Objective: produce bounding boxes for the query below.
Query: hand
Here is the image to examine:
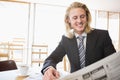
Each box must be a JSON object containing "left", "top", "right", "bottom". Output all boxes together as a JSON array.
[{"left": 42, "top": 66, "right": 60, "bottom": 80}]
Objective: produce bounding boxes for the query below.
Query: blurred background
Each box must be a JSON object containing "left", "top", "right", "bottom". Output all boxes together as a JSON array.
[{"left": 0, "top": 0, "right": 120, "bottom": 72}]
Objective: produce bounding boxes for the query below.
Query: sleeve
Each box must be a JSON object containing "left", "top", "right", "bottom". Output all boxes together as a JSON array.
[{"left": 41, "top": 36, "right": 66, "bottom": 74}]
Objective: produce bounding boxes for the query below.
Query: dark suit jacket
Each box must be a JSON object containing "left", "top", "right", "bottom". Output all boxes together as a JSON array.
[{"left": 41, "top": 29, "right": 116, "bottom": 74}]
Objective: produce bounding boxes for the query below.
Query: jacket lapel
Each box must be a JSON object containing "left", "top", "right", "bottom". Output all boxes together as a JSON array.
[
  {"left": 68, "top": 36, "right": 81, "bottom": 67},
  {"left": 86, "top": 30, "right": 98, "bottom": 65}
]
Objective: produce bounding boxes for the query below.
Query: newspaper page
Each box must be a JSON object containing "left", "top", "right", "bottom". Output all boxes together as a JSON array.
[{"left": 59, "top": 51, "right": 120, "bottom": 80}]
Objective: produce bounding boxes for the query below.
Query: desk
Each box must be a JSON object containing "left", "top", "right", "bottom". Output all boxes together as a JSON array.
[
  {"left": 0, "top": 70, "right": 28, "bottom": 80},
  {"left": 0, "top": 68, "right": 69, "bottom": 80},
  {"left": 0, "top": 66, "right": 43, "bottom": 80}
]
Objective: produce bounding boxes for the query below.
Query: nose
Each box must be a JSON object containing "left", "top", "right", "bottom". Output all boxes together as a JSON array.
[{"left": 77, "top": 17, "right": 82, "bottom": 22}]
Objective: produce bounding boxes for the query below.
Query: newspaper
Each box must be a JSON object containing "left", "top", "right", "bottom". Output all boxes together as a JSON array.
[{"left": 59, "top": 51, "right": 120, "bottom": 80}]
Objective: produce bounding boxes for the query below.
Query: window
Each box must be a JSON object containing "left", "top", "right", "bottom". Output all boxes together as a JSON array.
[
  {"left": 96, "top": 11, "right": 108, "bottom": 30},
  {"left": 108, "top": 12, "right": 119, "bottom": 50},
  {"left": 0, "top": 1, "right": 29, "bottom": 64},
  {"left": 34, "top": 4, "right": 66, "bottom": 54}
]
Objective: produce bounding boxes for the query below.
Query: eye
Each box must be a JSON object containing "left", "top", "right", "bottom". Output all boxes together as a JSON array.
[
  {"left": 72, "top": 16, "right": 77, "bottom": 20},
  {"left": 80, "top": 15, "right": 86, "bottom": 19}
]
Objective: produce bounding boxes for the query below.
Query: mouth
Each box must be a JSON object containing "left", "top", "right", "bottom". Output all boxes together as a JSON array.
[{"left": 77, "top": 22, "right": 84, "bottom": 27}]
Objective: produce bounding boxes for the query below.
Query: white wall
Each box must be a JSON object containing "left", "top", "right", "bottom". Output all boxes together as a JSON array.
[{"left": 15, "top": 0, "right": 120, "bottom": 12}]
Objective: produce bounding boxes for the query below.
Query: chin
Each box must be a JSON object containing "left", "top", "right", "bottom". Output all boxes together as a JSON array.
[{"left": 78, "top": 28, "right": 84, "bottom": 32}]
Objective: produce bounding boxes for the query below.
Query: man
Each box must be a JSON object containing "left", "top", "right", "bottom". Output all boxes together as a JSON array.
[{"left": 41, "top": 2, "right": 116, "bottom": 80}]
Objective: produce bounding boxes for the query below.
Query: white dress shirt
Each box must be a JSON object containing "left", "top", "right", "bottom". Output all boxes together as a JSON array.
[{"left": 74, "top": 32, "right": 87, "bottom": 49}]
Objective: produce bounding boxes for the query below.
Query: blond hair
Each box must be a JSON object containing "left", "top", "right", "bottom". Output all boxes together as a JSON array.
[{"left": 65, "top": 2, "right": 92, "bottom": 38}]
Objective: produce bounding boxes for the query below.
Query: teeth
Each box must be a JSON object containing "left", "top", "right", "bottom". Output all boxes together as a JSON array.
[
  {"left": 77, "top": 23, "right": 83, "bottom": 25},
  {"left": 78, "top": 24, "right": 83, "bottom": 26},
  {"left": 76, "top": 23, "right": 83, "bottom": 27}
]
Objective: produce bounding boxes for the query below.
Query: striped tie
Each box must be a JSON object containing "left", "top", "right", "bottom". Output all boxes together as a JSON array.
[{"left": 78, "top": 36, "right": 85, "bottom": 68}]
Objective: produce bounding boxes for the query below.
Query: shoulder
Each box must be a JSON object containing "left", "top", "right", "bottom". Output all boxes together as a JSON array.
[
  {"left": 87, "top": 28, "right": 110, "bottom": 39},
  {"left": 92, "top": 28, "right": 108, "bottom": 33},
  {"left": 90, "top": 28, "right": 109, "bottom": 35},
  {"left": 59, "top": 35, "right": 76, "bottom": 44},
  {"left": 62, "top": 35, "right": 76, "bottom": 40}
]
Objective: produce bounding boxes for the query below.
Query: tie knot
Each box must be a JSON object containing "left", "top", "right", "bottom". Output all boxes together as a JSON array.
[{"left": 78, "top": 36, "right": 84, "bottom": 41}]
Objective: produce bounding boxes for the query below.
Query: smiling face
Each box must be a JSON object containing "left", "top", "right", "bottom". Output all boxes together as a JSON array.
[{"left": 68, "top": 8, "right": 87, "bottom": 34}]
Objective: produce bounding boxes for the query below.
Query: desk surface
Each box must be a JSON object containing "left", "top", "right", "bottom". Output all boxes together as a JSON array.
[
  {"left": 0, "top": 68, "right": 69, "bottom": 80},
  {"left": 0, "top": 70, "right": 28, "bottom": 80},
  {"left": 0, "top": 66, "right": 44, "bottom": 80},
  {"left": 16, "top": 75, "right": 29, "bottom": 80}
]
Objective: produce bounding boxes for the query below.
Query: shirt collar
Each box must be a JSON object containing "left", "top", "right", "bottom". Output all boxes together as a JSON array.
[{"left": 74, "top": 32, "right": 87, "bottom": 38}]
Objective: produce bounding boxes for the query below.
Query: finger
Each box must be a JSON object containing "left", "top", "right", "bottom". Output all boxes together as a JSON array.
[{"left": 54, "top": 71, "right": 60, "bottom": 78}]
